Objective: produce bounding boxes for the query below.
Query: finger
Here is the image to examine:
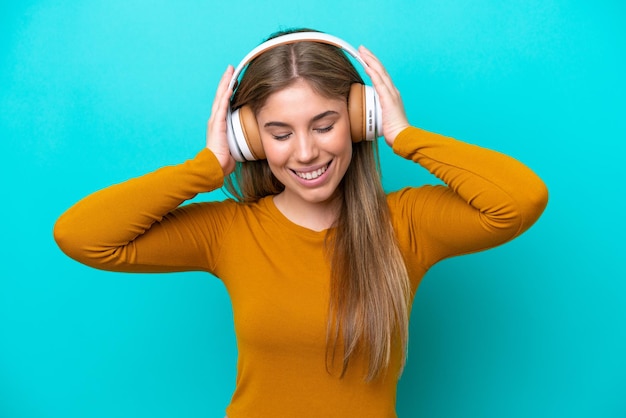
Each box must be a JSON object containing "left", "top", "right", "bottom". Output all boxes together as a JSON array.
[
  {"left": 211, "top": 65, "right": 235, "bottom": 116},
  {"left": 359, "top": 46, "right": 398, "bottom": 98},
  {"left": 362, "top": 48, "right": 399, "bottom": 98},
  {"left": 359, "top": 46, "right": 391, "bottom": 81},
  {"left": 365, "top": 65, "right": 398, "bottom": 111},
  {"left": 208, "top": 68, "right": 235, "bottom": 138}
]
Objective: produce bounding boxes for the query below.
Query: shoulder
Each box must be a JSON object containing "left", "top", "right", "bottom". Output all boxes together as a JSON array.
[
  {"left": 178, "top": 195, "right": 275, "bottom": 225},
  {"left": 177, "top": 196, "right": 261, "bottom": 218}
]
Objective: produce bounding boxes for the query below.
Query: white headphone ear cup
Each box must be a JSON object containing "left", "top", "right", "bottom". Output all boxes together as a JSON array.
[
  {"left": 238, "top": 106, "right": 265, "bottom": 160},
  {"left": 373, "top": 88, "right": 383, "bottom": 138},
  {"left": 226, "top": 108, "right": 245, "bottom": 162},
  {"left": 362, "top": 85, "right": 381, "bottom": 141},
  {"left": 228, "top": 107, "right": 264, "bottom": 162}
]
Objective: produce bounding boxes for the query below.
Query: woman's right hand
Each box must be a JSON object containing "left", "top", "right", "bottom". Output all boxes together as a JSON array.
[{"left": 206, "top": 65, "right": 236, "bottom": 176}]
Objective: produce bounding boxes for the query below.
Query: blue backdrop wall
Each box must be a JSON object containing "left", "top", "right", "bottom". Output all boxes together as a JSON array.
[{"left": 1, "top": 1, "right": 624, "bottom": 417}]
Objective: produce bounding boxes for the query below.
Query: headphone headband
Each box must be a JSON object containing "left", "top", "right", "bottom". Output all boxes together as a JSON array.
[
  {"left": 226, "top": 31, "right": 381, "bottom": 162},
  {"left": 228, "top": 32, "right": 368, "bottom": 91}
]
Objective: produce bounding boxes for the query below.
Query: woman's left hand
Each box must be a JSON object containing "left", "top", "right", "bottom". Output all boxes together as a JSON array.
[{"left": 359, "top": 46, "right": 410, "bottom": 147}]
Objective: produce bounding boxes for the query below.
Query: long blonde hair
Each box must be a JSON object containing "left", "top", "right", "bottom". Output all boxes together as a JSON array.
[{"left": 225, "top": 29, "right": 411, "bottom": 381}]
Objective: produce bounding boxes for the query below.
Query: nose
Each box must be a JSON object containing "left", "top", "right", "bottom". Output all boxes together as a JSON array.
[{"left": 293, "top": 131, "right": 319, "bottom": 163}]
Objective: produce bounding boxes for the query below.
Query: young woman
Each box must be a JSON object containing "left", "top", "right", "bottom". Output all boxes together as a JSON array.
[{"left": 54, "top": 29, "right": 548, "bottom": 417}]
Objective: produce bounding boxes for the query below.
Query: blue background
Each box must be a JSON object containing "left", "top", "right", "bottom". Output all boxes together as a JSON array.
[{"left": 1, "top": 1, "right": 624, "bottom": 417}]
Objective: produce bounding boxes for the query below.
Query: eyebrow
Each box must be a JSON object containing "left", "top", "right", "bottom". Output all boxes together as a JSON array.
[{"left": 263, "top": 110, "right": 339, "bottom": 128}]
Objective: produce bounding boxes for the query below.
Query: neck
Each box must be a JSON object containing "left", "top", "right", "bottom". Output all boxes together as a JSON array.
[{"left": 273, "top": 192, "right": 341, "bottom": 232}]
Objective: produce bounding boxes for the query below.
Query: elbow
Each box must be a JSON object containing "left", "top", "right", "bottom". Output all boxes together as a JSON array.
[
  {"left": 53, "top": 212, "right": 97, "bottom": 266},
  {"left": 482, "top": 179, "right": 549, "bottom": 239},
  {"left": 53, "top": 213, "right": 80, "bottom": 261},
  {"left": 517, "top": 178, "right": 549, "bottom": 234},
  {"left": 533, "top": 180, "right": 549, "bottom": 213},
  {"left": 53, "top": 212, "right": 133, "bottom": 271}
]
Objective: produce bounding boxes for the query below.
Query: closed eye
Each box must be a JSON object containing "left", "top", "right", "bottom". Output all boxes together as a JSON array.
[
  {"left": 272, "top": 132, "right": 292, "bottom": 141},
  {"left": 314, "top": 124, "right": 334, "bottom": 134}
]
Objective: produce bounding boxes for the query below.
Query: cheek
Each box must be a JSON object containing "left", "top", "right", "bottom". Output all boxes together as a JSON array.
[
  {"left": 261, "top": 142, "right": 292, "bottom": 181},
  {"left": 330, "top": 128, "right": 353, "bottom": 157},
  {"left": 260, "top": 136, "right": 287, "bottom": 163}
]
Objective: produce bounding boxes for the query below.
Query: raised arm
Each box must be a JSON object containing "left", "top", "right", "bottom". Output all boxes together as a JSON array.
[
  {"left": 54, "top": 66, "right": 238, "bottom": 273},
  {"left": 390, "top": 127, "right": 548, "bottom": 266},
  {"left": 360, "top": 45, "right": 548, "bottom": 266},
  {"left": 53, "top": 149, "right": 229, "bottom": 272}
]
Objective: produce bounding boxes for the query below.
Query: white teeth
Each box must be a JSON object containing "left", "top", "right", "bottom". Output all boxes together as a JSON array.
[{"left": 296, "top": 164, "right": 328, "bottom": 180}]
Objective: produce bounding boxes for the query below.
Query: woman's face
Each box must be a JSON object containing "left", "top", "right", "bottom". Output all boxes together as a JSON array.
[{"left": 256, "top": 79, "right": 353, "bottom": 209}]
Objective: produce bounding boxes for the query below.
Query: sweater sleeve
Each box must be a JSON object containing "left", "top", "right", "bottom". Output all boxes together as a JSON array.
[
  {"left": 388, "top": 126, "right": 549, "bottom": 269},
  {"left": 53, "top": 148, "right": 232, "bottom": 273}
]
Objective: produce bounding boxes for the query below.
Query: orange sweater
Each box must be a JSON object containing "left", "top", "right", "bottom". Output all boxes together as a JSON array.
[{"left": 54, "top": 127, "right": 548, "bottom": 417}]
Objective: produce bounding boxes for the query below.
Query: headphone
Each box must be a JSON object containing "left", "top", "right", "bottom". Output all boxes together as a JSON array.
[{"left": 226, "top": 32, "right": 382, "bottom": 162}]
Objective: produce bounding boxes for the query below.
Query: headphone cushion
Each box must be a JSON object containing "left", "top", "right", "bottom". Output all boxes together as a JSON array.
[
  {"left": 238, "top": 105, "right": 265, "bottom": 160},
  {"left": 348, "top": 84, "right": 365, "bottom": 142}
]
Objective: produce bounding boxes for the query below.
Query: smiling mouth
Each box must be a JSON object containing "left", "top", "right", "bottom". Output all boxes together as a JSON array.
[{"left": 293, "top": 162, "right": 331, "bottom": 180}]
